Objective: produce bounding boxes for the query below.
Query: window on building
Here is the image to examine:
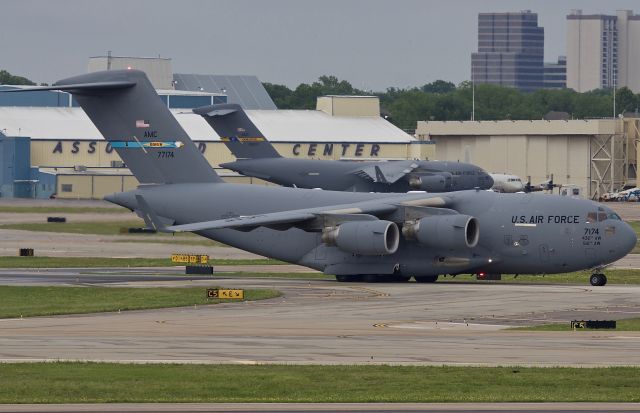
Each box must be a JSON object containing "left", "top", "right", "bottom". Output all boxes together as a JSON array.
[{"left": 61, "top": 184, "right": 73, "bottom": 193}]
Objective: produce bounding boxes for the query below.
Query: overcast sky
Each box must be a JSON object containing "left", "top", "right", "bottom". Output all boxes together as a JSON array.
[{"left": 1, "top": 0, "right": 639, "bottom": 91}]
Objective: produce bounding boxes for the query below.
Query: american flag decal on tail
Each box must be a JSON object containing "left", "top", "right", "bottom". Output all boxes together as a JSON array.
[{"left": 136, "top": 119, "right": 150, "bottom": 128}]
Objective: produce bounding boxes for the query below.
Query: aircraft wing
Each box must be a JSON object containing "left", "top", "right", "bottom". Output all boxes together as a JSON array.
[
  {"left": 351, "top": 160, "right": 419, "bottom": 184},
  {"left": 135, "top": 194, "right": 449, "bottom": 233},
  {"left": 166, "top": 210, "right": 317, "bottom": 232}
]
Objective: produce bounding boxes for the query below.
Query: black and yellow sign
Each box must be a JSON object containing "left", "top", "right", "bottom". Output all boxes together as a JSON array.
[
  {"left": 207, "top": 289, "right": 244, "bottom": 299},
  {"left": 571, "top": 320, "right": 616, "bottom": 329},
  {"left": 571, "top": 320, "right": 586, "bottom": 329},
  {"left": 171, "top": 254, "right": 209, "bottom": 264}
]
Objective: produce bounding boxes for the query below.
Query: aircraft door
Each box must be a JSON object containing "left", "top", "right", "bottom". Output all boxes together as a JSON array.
[
  {"left": 444, "top": 173, "right": 452, "bottom": 190},
  {"left": 538, "top": 244, "right": 549, "bottom": 262}
]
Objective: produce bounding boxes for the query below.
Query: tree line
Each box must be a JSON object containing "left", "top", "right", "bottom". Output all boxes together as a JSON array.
[
  {"left": 0, "top": 70, "right": 36, "bottom": 86},
  {"left": 4, "top": 69, "right": 640, "bottom": 132},
  {"left": 264, "top": 76, "right": 640, "bottom": 131}
]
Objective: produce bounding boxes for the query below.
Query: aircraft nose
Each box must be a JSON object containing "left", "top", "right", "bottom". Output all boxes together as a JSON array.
[
  {"left": 620, "top": 222, "right": 637, "bottom": 256},
  {"left": 484, "top": 173, "right": 494, "bottom": 189}
]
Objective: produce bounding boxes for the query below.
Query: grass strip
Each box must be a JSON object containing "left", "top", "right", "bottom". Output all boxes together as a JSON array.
[
  {"left": 216, "top": 272, "right": 330, "bottom": 279},
  {"left": 510, "top": 317, "right": 640, "bottom": 331},
  {"left": 1, "top": 220, "right": 158, "bottom": 236},
  {"left": 0, "top": 206, "right": 128, "bottom": 214},
  {"left": 0, "top": 256, "right": 283, "bottom": 268},
  {"left": 0, "top": 364, "right": 638, "bottom": 403},
  {"left": 440, "top": 269, "right": 640, "bottom": 285},
  {"left": 0, "top": 286, "right": 280, "bottom": 318},
  {"left": 0, "top": 220, "right": 229, "bottom": 246}
]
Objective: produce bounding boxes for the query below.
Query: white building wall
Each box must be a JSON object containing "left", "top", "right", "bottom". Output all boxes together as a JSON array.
[
  {"left": 417, "top": 120, "right": 626, "bottom": 199},
  {"left": 621, "top": 16, "right": 640, "bottom": 92},
  {"left": 566, "top": 17, "right": 603, "bottom": 92},
  {"left": 88, "top": 56, "right": 174, "bottom": 90}
]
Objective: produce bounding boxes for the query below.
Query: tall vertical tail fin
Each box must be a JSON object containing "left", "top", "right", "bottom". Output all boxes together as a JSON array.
[
  {"left": 193, "top": 103, "right": 281, "bottom": 159},
  {"left": 5, "top": 70, "right": 222, "bottom": 184}
]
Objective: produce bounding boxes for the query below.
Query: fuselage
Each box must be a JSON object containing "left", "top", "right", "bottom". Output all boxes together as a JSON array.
[
  {"left": 221, "top": 158, "right": 493, "bottom": 192},
  {"left": 490, "top": 173, "right": 524, "bottom": 193},
  {"left": 107, "top": 183, "right": 636, "bottom": 277}
]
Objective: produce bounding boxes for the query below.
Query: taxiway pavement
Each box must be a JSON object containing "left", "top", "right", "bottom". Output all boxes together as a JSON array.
[{"left": 1, "top": 270, "right": 640, "bottom": 366}]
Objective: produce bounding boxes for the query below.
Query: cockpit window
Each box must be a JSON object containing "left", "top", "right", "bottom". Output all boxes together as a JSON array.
[{"left": 587, "top": 209, "right": 621, "bottom": 223}]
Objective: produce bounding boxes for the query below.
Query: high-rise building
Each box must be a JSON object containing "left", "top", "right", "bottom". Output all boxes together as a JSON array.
[
  {"left": 471, "top": 11, "right": 545, "bottom": 92},
  {"left": 544, "top": 56, "right": 567, "bottom": 89},
  {"left": 566, "top": 10, "right": 640, "bottom": 92}
]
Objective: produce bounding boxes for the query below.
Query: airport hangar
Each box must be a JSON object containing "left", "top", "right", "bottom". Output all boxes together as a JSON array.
[
  {"left": 0, "top": 56, "right": 434, "bottom": 199},
  {"left": 417, "top": 117, "right": 640, "bottom": 200},
  {"left": 4, "top": 55, "right": 640, "bottom": 201}
]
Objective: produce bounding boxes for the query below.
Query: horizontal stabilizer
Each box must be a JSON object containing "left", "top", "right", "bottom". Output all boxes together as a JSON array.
[
  {"left": 1, "top": 81, "right": 135, "bottom": 93},
  {"left": 193, "top": 104, "right": 238, "bottom": 117},
  {"left": 3, "top": 70, "right": 223, "bottom": 185}
]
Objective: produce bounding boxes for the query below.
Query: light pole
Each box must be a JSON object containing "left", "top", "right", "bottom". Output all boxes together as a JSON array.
[{"left": 471, "top": 64, "right": 475, "bottom": 121}]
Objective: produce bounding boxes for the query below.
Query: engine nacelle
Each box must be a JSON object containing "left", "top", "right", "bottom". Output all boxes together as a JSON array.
[
  {"left": 322, "top": 220, "right": 400, "bottom": 255},
  {"left": 408, "top": 173, "right": 452, "bottom": 192},
  {"left": 402, "top": 214, "right": 479, "bottom": 249}
]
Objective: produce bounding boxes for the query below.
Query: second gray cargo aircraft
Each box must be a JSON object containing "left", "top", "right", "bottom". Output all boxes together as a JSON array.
[
  {"left": 9, "top": 70, "right": 635, "bottom": 286},
  {"left": 193, "top": 103, "right": 493, "bottom": 193}
]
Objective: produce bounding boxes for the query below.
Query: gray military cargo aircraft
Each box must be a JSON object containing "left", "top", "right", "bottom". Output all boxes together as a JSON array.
[
  {"left": 193, "top": 103, "right": 494, "bottom": 193},
  {"left": 7, "top": 70, "right": 636, "bottom": 286}
]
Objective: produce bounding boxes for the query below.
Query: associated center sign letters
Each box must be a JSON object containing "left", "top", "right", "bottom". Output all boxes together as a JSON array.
[
  {"left": 291, "top": 143, "right": 380, "bottom": 157},
  {"left": 48, "top": 140, "right": 382, "bottom": 158}
]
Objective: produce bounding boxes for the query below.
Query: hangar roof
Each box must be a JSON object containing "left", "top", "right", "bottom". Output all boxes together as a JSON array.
[
  {"left": 0, "top": 107, "right": 413, "bottom": 143},
  {"left": 173, "top": 74, "right": 277, "bottom": 110}
]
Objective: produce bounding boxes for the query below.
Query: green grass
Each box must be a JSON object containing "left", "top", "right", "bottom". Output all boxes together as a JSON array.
[
  {"left": 0, "top": 286, "right": 280, "bottom": 318},
  {"left": 216, "top": 272, "right": 330, "bottom": 279},
  {"left": 511, "top": 317, "right": 640, "bottom": 332},
  {"left": 0, "top": 256, "right": 283, "bottom": 268},
  {"left": 0, "top": 364, "right": 638, "bottom": 403},
  {"left": 0, "top": 220, "right": 153, "bottom": 236},
  {"left": 110, "top": 238, "right": 225, "bottom": 246},
  {"left": 0, "top": 220, "right": 230, "bottom": 246},
  {"left": 0, "top": 206, "right": 128, "bottom": 214}
]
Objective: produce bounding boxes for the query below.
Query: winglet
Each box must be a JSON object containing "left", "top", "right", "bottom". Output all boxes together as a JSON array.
[{"left": 135, "top": 195, "right": 172, "bottom": 233}]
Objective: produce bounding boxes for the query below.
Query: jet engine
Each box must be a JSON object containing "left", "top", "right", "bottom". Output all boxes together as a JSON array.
[
  {"left": 402, "top": 214, "right": 479, "bottom": 249},
  {"left": 322, "top": 220, "right": 400, "bottom": 255},
  {"left": 408, "top": 173, "right": 452, "bottom": 191}
]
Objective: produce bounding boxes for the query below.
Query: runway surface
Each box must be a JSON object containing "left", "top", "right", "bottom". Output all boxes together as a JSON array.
[{"left": 1, "top": 268, "right": 640, "bottom": 366}]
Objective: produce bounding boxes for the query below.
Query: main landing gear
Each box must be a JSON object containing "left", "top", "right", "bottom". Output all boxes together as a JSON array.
[
  {"left": 590, "top": 273, "right": 607, "bottom": 286},
  {"left": 334, "top": 275, "right": 437, "bottom": 283},
  {"left": 414, "top": 275, "right": 439, "bottom": 283}
]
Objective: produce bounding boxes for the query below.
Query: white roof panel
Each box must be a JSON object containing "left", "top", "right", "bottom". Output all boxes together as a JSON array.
[{"left": 0, "top": 107, "right": 414, "bottom": 143}]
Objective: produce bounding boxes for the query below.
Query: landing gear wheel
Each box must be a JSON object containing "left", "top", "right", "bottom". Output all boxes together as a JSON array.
[
  {"left": 414, "top": 275, "right": 439, "bottom": 283},
  {"left": 392, "top": 275, "right": 411, "bottom": 283},
  {"left": 589, "top": 273, "right": 607, "bottom": 286}
]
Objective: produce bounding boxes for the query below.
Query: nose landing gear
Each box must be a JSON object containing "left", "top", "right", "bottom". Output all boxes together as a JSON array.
[{"left": 590, "top": 273, "right": 607, "bottom": 286}]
